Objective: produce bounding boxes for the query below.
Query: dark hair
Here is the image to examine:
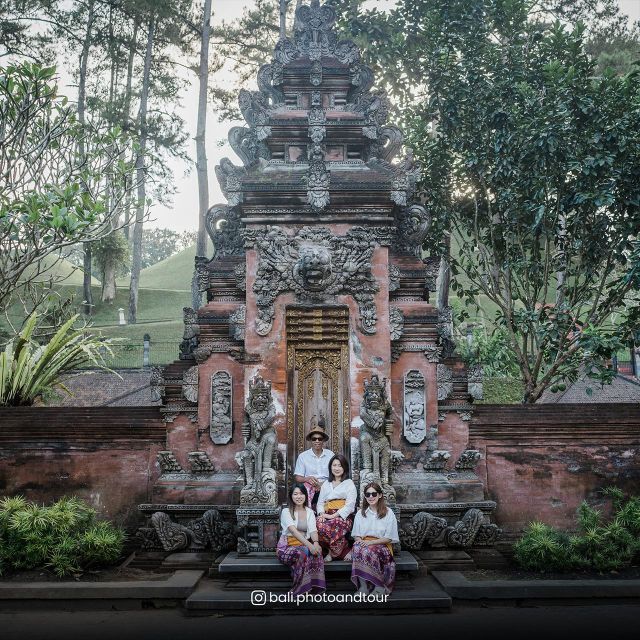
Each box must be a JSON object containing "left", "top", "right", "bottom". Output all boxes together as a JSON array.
[
  {"left": 328, "top": 454, "right": 350, "bottom": 481},
  {"left": 360, "top": 482, "right": 388, "bottom": 519},
  {"left": 288, "top": 482, "right": 309, "bottom": 517}
]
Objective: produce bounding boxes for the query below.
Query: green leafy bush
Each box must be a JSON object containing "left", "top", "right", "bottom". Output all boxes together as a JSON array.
[
  {"left": 514, "top": 490, "right": 640, "bottom": 572},
  {"left": 0, "top": 496, "right": 125, "bottom": 577}
]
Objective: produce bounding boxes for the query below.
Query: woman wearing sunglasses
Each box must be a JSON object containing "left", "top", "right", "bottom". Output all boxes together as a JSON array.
[
  {"left": 316, "top": 454, "right": 357, "bottom": 561},
  {"left": 277, "top": 482, "right": 326, "bottom": 596},
  {"left": 350, "top": 481, "right": 399, "bottom": 595}
]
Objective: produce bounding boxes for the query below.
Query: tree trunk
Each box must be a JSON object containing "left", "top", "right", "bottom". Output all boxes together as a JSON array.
[
  {"left": 192, "top": 0, "right": 212, "bottom": 310},
  {"left": 102, "top": 257, "right": 117, "bottom": 303},
  {"left": 436, "top": 233, "right": 451, "bottom": 311},
  {"left": 279, "top": 0, "right": 287, "bottom": 38},
  {"left": 79, "top": 0, "right": 96, "bottom": 315},
  {"left": 128, "top": 14, "right": 155, "bottom": 324}
]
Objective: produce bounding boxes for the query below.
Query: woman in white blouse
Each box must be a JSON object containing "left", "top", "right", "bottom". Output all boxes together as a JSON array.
[
  {"left": 350, "top": 481, "right": 399, "bottom": 595},
  {"left": 317, "top": 454, "right": 357, "bottom": 561},
  {"left": 276, "top": 483, "right": 326, "bottom": 595}
]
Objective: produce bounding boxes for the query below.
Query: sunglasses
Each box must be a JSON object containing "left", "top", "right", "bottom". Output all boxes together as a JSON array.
[
  {"left": 365, "top": 491, "right": 379, "bottom": 498},
  {"left": 311, "top": 437, "right": 324, "bottom": 442}
]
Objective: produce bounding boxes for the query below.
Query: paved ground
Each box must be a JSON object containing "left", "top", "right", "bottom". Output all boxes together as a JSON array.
[{"left": 2, "top": 604, "right": 640, "bottom": 640}]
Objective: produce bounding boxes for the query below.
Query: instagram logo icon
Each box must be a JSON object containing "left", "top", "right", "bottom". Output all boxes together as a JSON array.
[{"left": 250, "top": 590, "right": 267, "bottom": 606}]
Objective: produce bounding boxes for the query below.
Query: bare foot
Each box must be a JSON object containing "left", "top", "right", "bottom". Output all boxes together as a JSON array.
[{"left": 324, "top": 553, "right": 332, "bottom": 562}]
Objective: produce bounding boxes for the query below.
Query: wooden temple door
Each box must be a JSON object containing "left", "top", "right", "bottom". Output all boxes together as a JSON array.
[{"left": 286, "top": 307, "right": 350, "bottom": 482}]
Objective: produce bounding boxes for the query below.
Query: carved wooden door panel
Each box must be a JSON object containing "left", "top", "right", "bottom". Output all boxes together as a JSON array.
[{"left": 286, "top": 307, "right": 350, "bottom": 480}]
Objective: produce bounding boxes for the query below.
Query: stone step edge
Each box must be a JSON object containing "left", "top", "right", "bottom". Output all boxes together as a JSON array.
[{"left": 431, "top": 571, "right": 640, "bottom": 599}]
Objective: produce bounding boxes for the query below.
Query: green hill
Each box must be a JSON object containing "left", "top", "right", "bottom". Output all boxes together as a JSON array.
[
  {"left": 139, "top": 244, "right": 197, "bottom": 291},
  {"left": 22, "top": 255, "right": 99, "bottom": 287}
]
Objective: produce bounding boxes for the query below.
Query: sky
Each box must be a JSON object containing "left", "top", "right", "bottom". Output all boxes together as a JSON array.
[{"left": 148, "top": 0, "right": 640, "bottom": 232}]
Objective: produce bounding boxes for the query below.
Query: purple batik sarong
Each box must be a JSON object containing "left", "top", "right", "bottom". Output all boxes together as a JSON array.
[
  {"left": 350, "top": 540, "right": 396, "bottom": 594},
  {"left": 276, "top": 535, "right": 326, "bottom": 596}
]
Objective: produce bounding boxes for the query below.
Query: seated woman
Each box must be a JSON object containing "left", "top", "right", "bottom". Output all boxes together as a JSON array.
[
  {"left": 350, "top": 481, "right": 399, "bottom": 596},
  {"left": 277, "top": 483, "right": 326, "bottom": 596},
  {"left": 316, "top": 454, "right": 357, "bottom": 562}
]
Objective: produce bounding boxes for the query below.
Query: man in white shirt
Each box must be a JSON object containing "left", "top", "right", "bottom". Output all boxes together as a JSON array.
[{"left": 293, "top": 417, "right": 334, "bottom": 510}]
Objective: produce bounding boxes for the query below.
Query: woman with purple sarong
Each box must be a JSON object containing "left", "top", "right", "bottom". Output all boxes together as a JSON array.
[
  {"left": 350, "top": 481, "right": 399, "bottom": 596},
  {"left": 317, "top": 454, "right": 357, "bottom": 561},
  {"left": 277, "top": 483, "right": 326, "bottom": 596}
]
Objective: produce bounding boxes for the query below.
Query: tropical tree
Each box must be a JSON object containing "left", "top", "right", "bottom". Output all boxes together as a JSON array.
[
  {"left": 334, "top": 0, "right": 640, "bottom": 402},
  {"left": 0, "top": 62, "right": 136, "bottom": 319}
]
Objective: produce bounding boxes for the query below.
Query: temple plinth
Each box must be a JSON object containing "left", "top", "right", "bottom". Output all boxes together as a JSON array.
[{"left": 139, "top": 0, "right": 500, "bottom": 557}]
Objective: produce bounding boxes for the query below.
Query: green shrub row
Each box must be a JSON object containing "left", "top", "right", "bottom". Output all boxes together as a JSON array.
[
  {"left": 514, "top": 488, "right": 640, "bottom": 572},
  {"left": 0, "top": 496, "right": 125, "bottom": 577}
]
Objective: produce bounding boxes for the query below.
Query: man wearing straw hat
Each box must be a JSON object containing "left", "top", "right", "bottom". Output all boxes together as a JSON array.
[{"left": 293, "top": 415, "right": 334, "bottom": 511}]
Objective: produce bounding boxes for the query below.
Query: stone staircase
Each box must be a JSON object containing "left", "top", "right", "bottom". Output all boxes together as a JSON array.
[{"left": 183, "top": 551, "right": 452, "bottom": 613}]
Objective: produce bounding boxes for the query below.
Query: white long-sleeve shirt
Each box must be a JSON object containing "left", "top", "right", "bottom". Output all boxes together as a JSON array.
[
  {"left": 293, "top": 447, "right": 335, "bottom": 483},
  {"left": 316, "top": 478, "right": 357, "bottom": 520},
  {"left": 280, "top": 506, "right": 317, "bottom": 540},
  {"left": 351, "top": 507, "right": 399, "bottom": 543}
]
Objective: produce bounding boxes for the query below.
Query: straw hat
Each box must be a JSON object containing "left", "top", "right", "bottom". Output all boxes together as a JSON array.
[{"left": 306, "top": 415, "right": 329, "bottom": 441}]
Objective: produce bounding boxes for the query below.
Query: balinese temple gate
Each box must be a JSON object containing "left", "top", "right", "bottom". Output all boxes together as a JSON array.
[{"left": 138, "top": 0, "right": 501, "bottom": 561}]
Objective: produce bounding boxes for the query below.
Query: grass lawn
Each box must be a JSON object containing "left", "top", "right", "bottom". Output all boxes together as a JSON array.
[{"left": 138, "top": 244, "right": 199, "bottom": 291}]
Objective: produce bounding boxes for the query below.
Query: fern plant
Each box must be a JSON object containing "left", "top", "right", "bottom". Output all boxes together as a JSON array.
[
  {"left": 0, "top": 495, "right": 125, "bottom": 577},
  {"left": 0, "top": 313, "right": 113, "bottom": 406},
  {"left": 515, "top": 490, "right": 640, "bottom": 573}
]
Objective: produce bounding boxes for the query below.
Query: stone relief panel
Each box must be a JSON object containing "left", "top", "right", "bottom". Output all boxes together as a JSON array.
[
  {"left": 247, "top": 226, "right": 386, "bottom": 336},
  {"left": 403, "top": 370, "right": 426, "bottom": 445},
  {"left": 210, "top": 371, "right": 233, "bottom": 445}
]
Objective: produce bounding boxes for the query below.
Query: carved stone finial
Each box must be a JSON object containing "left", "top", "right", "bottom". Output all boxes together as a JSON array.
[
  {"left": 455, "top": 449, "right": 481, "bottom": 472},
  {"left": 389, "top": 306, "right": 404, "bottom": 341},
  {"left": 205, "top": 205, "right": 245, "bottom": 257},
  {"left": 182, "top": 366, "right": 199, "bottom": 404},
  {"left": 437, "top": 364, "right": 453, "bottom": 401},
  {"left": 424, "top": 450, "right": 450, "bottom": 472},
  {"left": 188, "top": 451, "right": 215, "bottom": 473},
  {"left": 157, "top": 451, "right": 183, "bottom": 474}
]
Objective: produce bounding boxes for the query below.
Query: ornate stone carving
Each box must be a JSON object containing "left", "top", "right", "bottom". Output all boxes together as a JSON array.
[
  {"left": 310, "top": 60, "right": 322, "bottom": 86},
  {"left": 238, "top": 376, "right": 278, "bottom": 505},
  {"left": 150, "top": 509, "right": 235, "bottom": 552},
  {"left": 347, "top": 63, "right": 374, "bottom": 104},
  {"left": 423, "top": 343, "right": 443, "bottom": 363},
  {"left": 150, "top": 366, "right": 165, "bottom": 403},
  {"left": 371, "top": 125, "right": 403, "bottom": 162},
  {"left": 391, "top": 343, "right": 403, "bottom": 363},
  {"left": 234, "top": 263, "right": 246, "bottom": 291},
  {"left": 238, "top": 89, "right": 271, "bottom": 139},
  {"left": 306, "top": 142, "right": 330, "bottom": 210},
  {"left": 468, "top": 364, "right": 483, "bottom": 400},
  {"left": 396, "top": 204, "right": 431, "bottom": 256},
  {"left": 251, "top": 226, "right": 380, "bottom": 335},
  {"left": 389, "top": 264, "right": 400, "bottom": 292},
  {"left": 188, "top": 451, "right": 215, "bottom": 473},
  {"left": 389, "top": 306, "right": 404, "bottom": 341},
  {"left": 182, "top": 366, "right": 199, "bottom": 404},
  {"left": 179, "top": 307, "right": 200, "bottom": 359},
  {"left": 437, "top": 364, "right": 453, "bottom": 401},
  {"left": 135, "top": 527, "right": 161, "bottom": 550},
  {"left": 229, "top": 306, "right": 246, "bottom": 341},
  {"left": 399, "top": 512, "right": 448, "bottom": 550},
  {"left": 215, "top": 158, "right": 245, "bottom": 206},
  {"left": 205, "top": 204, "right": 245, "bottom": 257},
  {"left": 444, "top": 508, "right": 484, "bottom": 547},
  {"left": 438, "top": 306, "right": 456, "bottom": 358},
  {"left": 424, "top": 450, "right": 451, "bottom": 472},
  {"left": 403, "top": 370, "right": 426, "bottom": 444},
  {"left": 157, "top": 451, "right": 183, "bottom": 474},
  {"left": 474, "top": 523, "right": 503, "bottom": 545},
  {"left": 193, "top": 346, "right": 212, "bottom": 364},
  {"left": 390, "top": 150, "right": 421, "bottom": 206},
  {"left": 207, "top": 370, "right": 233, "bottom": 445},
  {"left": 359, "top": 375, "right": 395, "bottom": 500},
  {"left": 308, "top": 107, "right": 326, "bottom": 143},
  {"left": 455, "top": 449, "right": 481, "bottom": 472},
  {"left": 283, "top": 0, "right": 360, "bottom": 65},
  {"left": 229, "top": 126, "right": 270, "bottom": 168},
  {"left": 424, "top": 257, "right": 440, "bottom": 292},
  {"left": 257, "top": 62, "right": 284, "bottom": 104},
  {"left": 457, "top": 410, "right": 473, "bottom": 422}
]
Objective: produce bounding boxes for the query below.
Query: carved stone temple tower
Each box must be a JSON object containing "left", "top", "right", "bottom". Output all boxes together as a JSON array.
[{"left": 140, "top": 0, "right": 501, "bottom": 556}]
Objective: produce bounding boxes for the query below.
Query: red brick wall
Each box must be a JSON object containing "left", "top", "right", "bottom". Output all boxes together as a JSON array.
[
  {"left": 470, "top": 404, "right": 640, "bottom": 535},
  {"left": 0, "top": 407, "right": 164, "bottom": 528}
]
